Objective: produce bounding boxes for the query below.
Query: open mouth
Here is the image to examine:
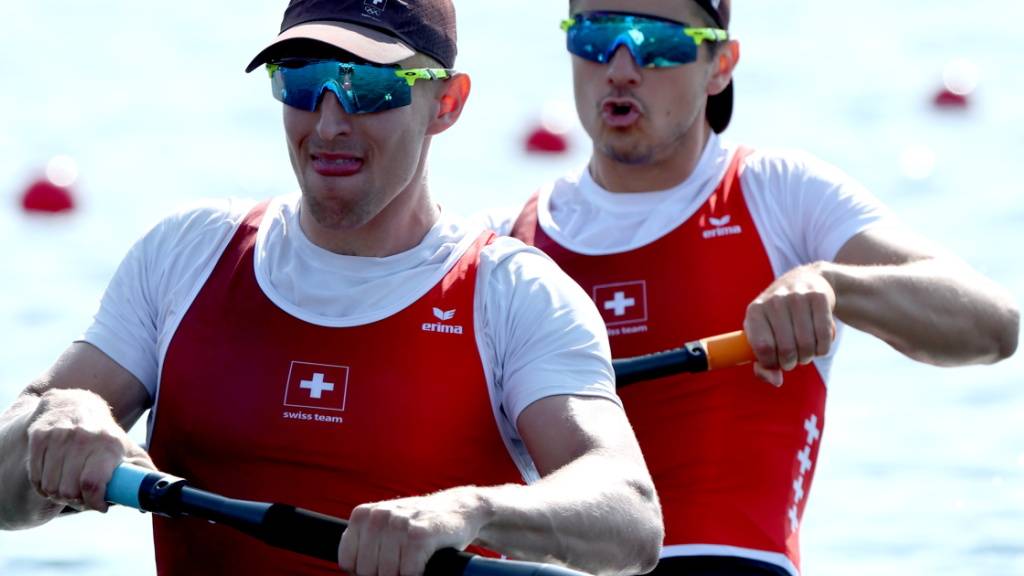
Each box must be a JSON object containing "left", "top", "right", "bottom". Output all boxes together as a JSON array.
[
  {"left": 601, "top": 98, "right": 642, "bottom": 127},
  {"left": 311, "top": 152, "right": 365, "bottom": 177}
]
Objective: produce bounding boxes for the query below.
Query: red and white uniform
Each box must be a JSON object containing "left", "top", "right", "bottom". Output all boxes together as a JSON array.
[
  {"left": 83, "top": 193, "right": 618, "bottom": 574},
  {"left": 500, "top": 134, "right": 893, "bottom": 575}
]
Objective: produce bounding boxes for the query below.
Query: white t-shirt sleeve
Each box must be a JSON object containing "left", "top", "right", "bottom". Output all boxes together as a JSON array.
[
  {"left": 80, "top": 198, "right": 254, "bottom": 397},
  {"left": 468, "top": 205, "right": 521, "bottom": 237},
  {"left": 741, "top": 149, "right": 897, "bottom": 271},
  {"left": 478, "top": 238, "right": 619, "bottom": 426}
]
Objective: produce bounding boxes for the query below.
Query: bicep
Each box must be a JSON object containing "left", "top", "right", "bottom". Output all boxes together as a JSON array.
[
  {"left": 26, "top": 342, "right": 151, "bottom": 430},
  {"left": 516, "top": 395, "right": 642, "bottom": 477}
]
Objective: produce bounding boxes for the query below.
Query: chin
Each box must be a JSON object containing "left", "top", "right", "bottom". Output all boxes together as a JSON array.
[
  {"left": 303, "top": 192, "right": 377, "bottom": 231},
  {"left": 600, "top": 141, "right": 655, "bottom": 166}
]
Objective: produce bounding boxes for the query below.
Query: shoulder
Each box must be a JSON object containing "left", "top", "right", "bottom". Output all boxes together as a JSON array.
[
  {"left": 147, "top": 197, "right": 260, "bottom": 246},
  {"left": 133, "top": 196, "right": 261, "bottom": 286},
  {"left": 479, "top": 236, "right": 564, "bottom": 284},
  {"left": 740, "top": 147, "right": 857, "bottom": 189}
]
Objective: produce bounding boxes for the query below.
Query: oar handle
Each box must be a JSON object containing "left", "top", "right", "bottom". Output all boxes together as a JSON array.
[
  {"left": 106, "top": 464, "right": 591, "bottom": 576},
  {"left": 612, "top": 330, "right": 755, "bottom": 387},
  {"left": 701, "top": 330, "right": 756, "bottom": 371}
]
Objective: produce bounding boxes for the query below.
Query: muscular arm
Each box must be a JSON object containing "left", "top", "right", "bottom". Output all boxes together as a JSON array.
[
  {"left": 0, "top": 342, "right": 153, "bottom": 530},
  {"left": 476, "top": 395, "right": 661, "bottom": 574},
  {"left": 338, "top": 395, "right": 662, "bottom": 576},
  {"left": 825, "top": 228, "right": 1018, "bottom": 365},
  {"left": 745, "top": 227, "right": 1019, "bottom": 383}
]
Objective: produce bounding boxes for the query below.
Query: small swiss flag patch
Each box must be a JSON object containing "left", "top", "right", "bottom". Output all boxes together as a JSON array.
[
  {"left": 284, "top": 362, "right": 349, "bottom": 412},
  {"left": 592, "top": 281, "right": 648, "bottom": 326}
]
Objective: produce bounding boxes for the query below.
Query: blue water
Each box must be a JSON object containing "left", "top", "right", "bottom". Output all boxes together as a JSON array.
[{"left": 2, "top": 1, "right": 1022, "bottom": 574}]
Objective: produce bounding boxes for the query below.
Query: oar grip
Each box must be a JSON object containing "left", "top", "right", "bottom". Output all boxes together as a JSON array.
[
  {"left": 262, "top": 504, "right": 348, "bottom": 563},
  {"left": 702, "top": 330, "right": 755, "bottom": 371},
  {"left": 104, "top": 462, "right": 154, "bottom": 509}
]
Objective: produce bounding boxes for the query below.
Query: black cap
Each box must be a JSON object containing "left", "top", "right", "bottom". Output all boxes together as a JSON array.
[
  {"left": 245, "top": 0, "right": 458, "bottom": 72},
  {"left": 693, "top": 0, "right": 733, "bottom": 133}
]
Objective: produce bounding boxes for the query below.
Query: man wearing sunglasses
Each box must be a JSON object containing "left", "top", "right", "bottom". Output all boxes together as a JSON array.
[
  {"left": 0, "top": 1, "right": 664, "bottom": 575},
  {"left": 492, "top": 0, "right": 1020, "bottom": 575}
]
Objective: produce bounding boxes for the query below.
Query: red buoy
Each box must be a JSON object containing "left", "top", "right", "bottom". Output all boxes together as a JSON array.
[
  {"left": 525, "top": 126, "right": 569, "bottom": 154},
  {"left": 21, "top": 178, "right": 75, "bottom": 213},
  {"left": 932, "top": 88, "right": 969, "bottom": 109},
  {"left": 19, "top": 155, "right": 79, "bottom": 214}
]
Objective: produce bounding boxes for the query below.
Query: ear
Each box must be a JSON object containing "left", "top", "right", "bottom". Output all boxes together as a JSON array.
[
  {"left": 426, "top": 73, "right": 471, "bottom": 136},
  {"left": 707, "top": 40, "right": 740, "bottom": 97}
]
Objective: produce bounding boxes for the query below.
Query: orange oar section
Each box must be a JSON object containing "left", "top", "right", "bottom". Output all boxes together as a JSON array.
[{"left": 701, "top": 330, "right": 756, "bottom": 371}]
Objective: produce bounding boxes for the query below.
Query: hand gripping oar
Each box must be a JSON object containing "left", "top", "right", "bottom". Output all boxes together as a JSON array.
[
  {"left": 105, "top": 463, "right": 590, "bottom": 576},
  {"left": 612, "top": 330, "right": 756, "bottom": 387}
]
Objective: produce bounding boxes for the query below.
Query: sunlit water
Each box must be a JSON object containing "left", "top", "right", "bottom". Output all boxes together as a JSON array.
[{"left": 2, "top": 1, "right": 1022, "bottom": 574}]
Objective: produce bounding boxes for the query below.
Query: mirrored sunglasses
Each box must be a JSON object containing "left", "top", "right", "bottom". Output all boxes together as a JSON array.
[
  {"left": 266, "top": 59, "right": 454, "bottom": 114},
  {"left": 561, "top": 11, "right": 728, "bottom": 68}
]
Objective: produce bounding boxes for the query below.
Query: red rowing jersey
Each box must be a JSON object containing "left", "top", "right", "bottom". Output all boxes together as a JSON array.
[
  {"left": 148, "top": 203, "right": 524, "bottom": 574},
  {"left": 511, "top": 149, "right": 826, "bottom": 575}
]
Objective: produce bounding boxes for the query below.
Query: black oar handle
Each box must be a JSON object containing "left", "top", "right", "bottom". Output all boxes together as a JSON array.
[
  {"left": 612, "top": 344, "right": 707, "bottom": 386},
  {"left": 612, "top": 330, "right": 755, "bottom": 387},
  {"left": 106, "top": 464, "right": 590, "bottom": 576}
]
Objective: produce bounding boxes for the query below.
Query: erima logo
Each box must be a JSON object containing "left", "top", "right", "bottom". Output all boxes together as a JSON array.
[
  {"left": 433, "top": 307, "right": 456, "bottom": 321},
  {"left": 703, "top": 214, "right": 743, "bottom": 239},
  {"left": 363, "top": 0, "right": 387, "bottom": 18},
  {"left": 422, "top": 307, "right": 463, "bottom": 334}
]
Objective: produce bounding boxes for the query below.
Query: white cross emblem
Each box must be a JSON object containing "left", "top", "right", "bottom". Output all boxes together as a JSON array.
[
  {"left": 797, "top": 445, "right": 813, "bottom": 475},
  {"left": 300, "top": 373, "right": 335, "bottom": 399},
  {"left": 804, "top": 415, "right": 821, "bottom": 445},
  {"left": 788, "top": 505, "right": 799, "bottom": 532},
  {"left": 604, "top": 291, "right": 636, "bottom": 317},
  {"left": 792, "top": 477, "right": 805, "bottom": 503}
]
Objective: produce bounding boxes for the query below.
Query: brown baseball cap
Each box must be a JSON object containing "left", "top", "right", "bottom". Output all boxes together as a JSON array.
[
  {"left": 245, "top": 0, "right": 458, "bottom": 73},
  {"left": 693, "top": 0, "right": 733, "bottom": 133}
]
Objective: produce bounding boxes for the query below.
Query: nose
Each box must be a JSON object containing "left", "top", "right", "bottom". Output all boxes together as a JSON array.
[
  {"left": 606, "top": 45, "right": 642, "bottom": 87},
  {"left": 315, "top": 89, "right": 354, "bottom": 140}
]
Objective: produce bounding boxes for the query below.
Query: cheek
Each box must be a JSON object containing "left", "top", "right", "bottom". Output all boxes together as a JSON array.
[{"left": 282, "top": 106, "right": 311, "bottom": 151}]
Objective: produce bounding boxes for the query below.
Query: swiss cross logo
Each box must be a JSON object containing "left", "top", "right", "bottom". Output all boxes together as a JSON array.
[
  {"left": 283, "top": 362, "right": 349, "bottom": 412},
  {"left": 592, "top": 281, "right": 648, "bottom": 326}
]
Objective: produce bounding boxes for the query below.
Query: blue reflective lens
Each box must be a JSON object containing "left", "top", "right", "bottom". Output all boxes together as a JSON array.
[
  {"left": 565, "top": 12, "right": 706, "bottom": 68},
  {"left": 268, "top": 60, "right": 412, "bottom": 114}
]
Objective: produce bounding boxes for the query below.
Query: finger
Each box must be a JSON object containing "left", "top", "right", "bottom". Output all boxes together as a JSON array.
[
  {"left": 378, "top": 515, "right": 406, "bottom": 576},
  {"left": 338, "top": 521, "right": 360, "bottom": 573},
  {"left": 810, "top": 293, "right": 835, "bottom": 357},
  {"left": 27, "top": 431, "right": 48, "bottom": 498},
  {"left": 56, "top": 440, "right": 91, "bottom": 504},
  {"left": 359, "top": 507, "right": 395, "bottom": 576},
  {"left": 791, "top": 295, "right": 818, "bottom": 365},
  {"left": 753, "top": 363, "right": 784, "bottom": 388},
  {"left": 744, "top": 304, "right": 779, "bottom": 369},
  {"left": 38, "top": 430, "right": 68, "bottom": 499},
  {"left": 79, "top": 450, "right": 118, "bottom": 512},
  {"left": 400, "top": 524, "right": 437, "bottom": 576},
  {"left": 765, "top": 297, "right": 798, "bottom": 371}
]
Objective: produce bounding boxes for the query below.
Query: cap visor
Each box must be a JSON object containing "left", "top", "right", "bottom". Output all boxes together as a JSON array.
[{"left": 245, "top": 21, "right": 415, "bottom": 72}]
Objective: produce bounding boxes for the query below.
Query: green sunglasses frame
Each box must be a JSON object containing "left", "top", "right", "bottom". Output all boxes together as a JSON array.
[{"left": 265, "top": 62, "right": 455, "bottom": 87}]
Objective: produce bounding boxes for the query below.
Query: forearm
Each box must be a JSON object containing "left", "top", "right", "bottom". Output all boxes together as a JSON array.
[
  {"left": 822, "top": 258, "right": 1020, "bottom": 365},
  {"left": 0, "top": 394, "right": 62, "bottom": 530},
  {"left": 473, "top": 452, "right": 662, "bottom": 576}
]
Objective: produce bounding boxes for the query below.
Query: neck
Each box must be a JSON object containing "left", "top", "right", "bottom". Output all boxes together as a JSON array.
[
  {"left": 589, "top": 122, "right": 712, "bottom": 193},
  {"left": 299, "top": 177, "right": 440, "bottom": 258}
]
